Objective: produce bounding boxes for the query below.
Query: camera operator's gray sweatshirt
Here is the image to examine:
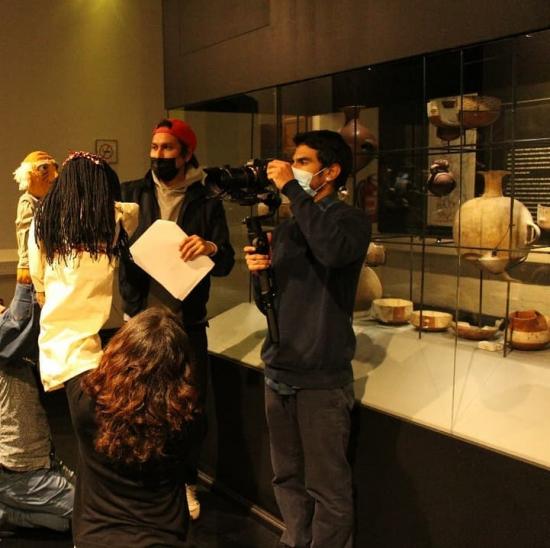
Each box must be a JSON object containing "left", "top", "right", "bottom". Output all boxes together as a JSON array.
[{"left": 254, "top": 179, "right": 371, "bottom": 389}]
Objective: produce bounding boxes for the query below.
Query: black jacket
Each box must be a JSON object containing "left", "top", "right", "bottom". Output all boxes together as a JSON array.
[
  {"left": 256, "top": 180, "right": 371, "bottom": 389},
  {"left": 66, "top": 374, "right": 192, "bottom": 548},
  {"left": 119, "top": 171, "right": 235, "bottom": 325}
]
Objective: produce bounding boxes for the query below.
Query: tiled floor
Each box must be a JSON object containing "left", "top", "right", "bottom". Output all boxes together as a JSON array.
[{"left": 0, "top": 389, "right": 281, "bottom": 548}]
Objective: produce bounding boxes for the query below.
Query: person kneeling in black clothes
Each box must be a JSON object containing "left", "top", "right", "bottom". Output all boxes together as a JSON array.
[{"left": 65, "top": 307, "right": 202, "bottom": 548}]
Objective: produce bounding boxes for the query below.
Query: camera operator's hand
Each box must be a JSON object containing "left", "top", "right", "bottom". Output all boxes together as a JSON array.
[
  {"left": 180, "top": 235, "right": 217, "bottom": 261},
  {"left": 244, "top": 232, "right": 272, "bottom": 274},
  {"left": 244, "top": 246, "right": 271, "bottom": 273},
  {"left": 267, "top": 159, "right": 295, "bottom": 191}
]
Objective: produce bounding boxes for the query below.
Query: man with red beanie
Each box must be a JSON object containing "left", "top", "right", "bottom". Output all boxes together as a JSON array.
[{"left": 118, "top": 119, "right": 235, "bottom": 520}]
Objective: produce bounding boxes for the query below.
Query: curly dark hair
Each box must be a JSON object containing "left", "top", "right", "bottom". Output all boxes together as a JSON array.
[
  {"left": 34, "top": 152, "right": 125, "bottom": 263},
  {"left": 82, "top": 308, "right": 200, "bottom": 466}
]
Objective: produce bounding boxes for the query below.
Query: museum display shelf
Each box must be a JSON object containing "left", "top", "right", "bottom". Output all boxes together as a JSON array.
[{"left": 208, "top": 302, "right": 550, "bottom": 470}]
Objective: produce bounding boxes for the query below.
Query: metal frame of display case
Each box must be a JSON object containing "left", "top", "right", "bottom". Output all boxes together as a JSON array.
[{"left": 356, "top": 36, "right": 550, "bottom": 361}]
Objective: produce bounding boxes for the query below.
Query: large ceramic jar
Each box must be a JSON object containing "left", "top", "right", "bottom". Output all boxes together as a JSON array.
[
  {"left": 354, "top": 265, "right": 383, "bottom": 311},
  {"left": 339, "top": 106, "right": 378, "bottom": 172},
  {"left": 452, "top": 170, "right": 540, "bottom": 273},
  {"left": 508, "top": 310, "right": 550, "bottom": 350}
]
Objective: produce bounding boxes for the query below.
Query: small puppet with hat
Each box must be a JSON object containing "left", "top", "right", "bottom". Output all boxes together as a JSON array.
[
  {"left": 13, "top": 151, "right": 59, "bottom": 285},
  {"left": 0, "top": 151, "right": 58, "bottom": 367}
]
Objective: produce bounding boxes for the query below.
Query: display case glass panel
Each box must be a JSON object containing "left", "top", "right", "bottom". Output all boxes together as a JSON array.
[{"left": 172, "top": 29, "right": 550, "bottom": 469}]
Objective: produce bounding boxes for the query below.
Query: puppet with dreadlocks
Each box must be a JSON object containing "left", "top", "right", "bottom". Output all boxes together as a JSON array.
[
  {"left": 0, "top": 151, "right": 58, "bottom": 366},
  {"left": 29, "top": 151, "right": 138, "bottom": 391}
]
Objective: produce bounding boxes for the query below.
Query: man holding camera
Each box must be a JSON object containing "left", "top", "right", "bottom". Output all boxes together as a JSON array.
[
  {"left": 245, "top": 130, "right": 371, "bottom": 548},
  {"left": 119, "top": 118, "right": 235, "bottom": 520}
]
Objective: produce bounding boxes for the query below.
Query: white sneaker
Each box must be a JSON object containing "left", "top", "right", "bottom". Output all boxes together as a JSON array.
[{"left": 186, "top": 484, "right": 201, "bottom": 520}]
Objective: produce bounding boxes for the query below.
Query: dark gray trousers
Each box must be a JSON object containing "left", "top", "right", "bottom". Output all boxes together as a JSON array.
[
  {"left": 265, "top": 383, "right": 355, "bottom": 548},
  {"left": 185, "top": 324, "right": 209, "bottom": 484}
]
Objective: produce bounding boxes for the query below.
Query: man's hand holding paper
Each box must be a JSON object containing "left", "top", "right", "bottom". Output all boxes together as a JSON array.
[
  {"left": 179, "top": 234, "right": 217, "bottom": 261},
  {"left": 130, "top": 220, "right": 214, "bottom": 301}
]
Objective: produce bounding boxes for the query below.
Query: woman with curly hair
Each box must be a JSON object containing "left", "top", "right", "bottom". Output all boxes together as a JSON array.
[
  {"left": 65, "top": 307, "right": 200, "bottom": 547},
  {"left": 29, "top": 151, "right": 138, "bottom": 391}
]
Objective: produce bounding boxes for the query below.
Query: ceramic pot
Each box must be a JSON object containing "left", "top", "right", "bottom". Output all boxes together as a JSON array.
[
  {"left": 452, "top": 170, "right": 540, "bottom": 273},
  {"left": 427, "top": 159, "right": 456, "bottom": 197},
  {"left": 458, "top": 95, "right": 501, "bottom": 128},
  {"left": 410, "top": 310, "right": 452, "bottom": 331},
  {"left": 339, "top": 106, "right": 378, "bottom": 172},
  {"left": 354, "top": 265, "right": 383, "bottom": 311},
  {"left": 372, "top": 298, "right": 413, "bottom": 324},
  {"left": 366, "top": 242, "right": 386, "bottom": 266},
  {"left": 507, "top": 310, "right": 550, "bottom": 350}
]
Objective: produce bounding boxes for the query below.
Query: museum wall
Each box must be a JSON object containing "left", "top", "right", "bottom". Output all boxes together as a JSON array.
[
  {"left": 0, "top": 0, "right": 165, "bottom": 302},
  {"left": 162, "top": 0, "right": 550, "bottom": 107}
]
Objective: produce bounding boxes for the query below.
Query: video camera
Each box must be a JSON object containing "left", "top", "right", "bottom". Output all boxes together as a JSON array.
[
  {"left": 204, "top": 159, "right": 280, "bottom": 344},
  {"left": 203, "top": 159, "right": 281, "bottom": 213}
]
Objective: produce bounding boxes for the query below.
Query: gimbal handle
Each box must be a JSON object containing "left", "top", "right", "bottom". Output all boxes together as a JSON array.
[{"left": 245, "top": 216, "right": 279, "bottom": 345}]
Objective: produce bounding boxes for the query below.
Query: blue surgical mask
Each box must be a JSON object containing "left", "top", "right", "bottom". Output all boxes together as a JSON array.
[{"left": 292, "top": 167, "right": 327, "bottom": 196}]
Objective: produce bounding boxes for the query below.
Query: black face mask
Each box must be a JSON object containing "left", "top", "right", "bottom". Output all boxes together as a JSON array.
[{"left": 151, "top": 158, "right": 179, "bottom": 182}]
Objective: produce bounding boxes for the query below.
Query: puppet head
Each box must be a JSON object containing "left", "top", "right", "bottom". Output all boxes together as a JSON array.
[
  {"left": 34, "top": 151, "right": 124, "bottom": 264},
  {"left": 13, "top": 151, "right": 58, "bottom": 198}
]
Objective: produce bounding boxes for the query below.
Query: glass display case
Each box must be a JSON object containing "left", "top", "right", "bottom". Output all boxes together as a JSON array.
[{"left": 169, "top": 29, "right": 550, "bottom": 469}]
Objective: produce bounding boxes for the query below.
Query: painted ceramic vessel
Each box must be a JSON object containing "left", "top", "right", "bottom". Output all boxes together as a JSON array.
[
  {"left": 427, "top": 159, "right": 456, "bottom": 197},
  {"left": 366, "top": 242, "right": 386, "bottom": 266},
  {"left": 507, "top": 310, "right": 550, "bottom": 350},
  {"left": 372, "top": 298, "right": 413, "bottom": 324},
  {"left": 452, "top": 170, "right": 540, "bottom": 273},
  {"left": 410, "top": 310, "right": 452, "bottom": 331}
]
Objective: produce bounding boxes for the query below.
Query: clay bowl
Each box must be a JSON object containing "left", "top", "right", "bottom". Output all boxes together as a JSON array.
[
  {"left": 450, "top": 321, "right": 499, "bottom": 341},
  {"left": 458, "top": 96, "right": 502, "bottom": 128},
  {"left": 410, "top": 310, "right": 452, "bottom": 331},
  {"left": 507, "top": 310, "right": 550, "bottom": 350},
  {"left": 373, "top": 298, "right": 413, "bottom": 325}
]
